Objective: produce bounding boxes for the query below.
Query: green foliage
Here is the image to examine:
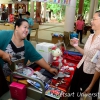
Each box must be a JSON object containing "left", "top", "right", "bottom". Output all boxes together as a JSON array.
[
  {"left": 76, "top": 0, "right": 79, "bottom": 14},
  {"left": 34, "top": 2, "right": 36, "bottom": 12},
  {"left": 83, "top": 0, "right": 90, "bottom": 15},
  {"left": 28, "top": 0, "right": 100, "bottom": 22},
  {"left": 46, "top": 0, "right": 91, "bottom": 20},
  {"left": 46, "top": 3, "right": 66, "bottom": 18},
  {"left": 76, "top": 0, "right": 90, "bottom": 15},
  {"left": 57, "top": 17, "right": 62, "bottom": 23},
  {"left": 28, "top": 2, "right": 36, "bottom": 12},
  {"left": 98, "top": 0, "right": 100, "bottom": 10}
]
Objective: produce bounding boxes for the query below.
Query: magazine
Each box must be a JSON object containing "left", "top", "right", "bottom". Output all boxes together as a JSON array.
[{"left": 45, "top": 85, "right": 64, "bottom": 100}]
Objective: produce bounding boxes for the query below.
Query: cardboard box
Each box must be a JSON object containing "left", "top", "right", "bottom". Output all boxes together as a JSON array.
[
  {"left": 52, "top": 36, "right": 63, "bottom": 44},
  {"left": 36, "top": 42, "right": 55, "bottom": 63},
  {"left": 9, "top": 82, "right": 26, "bottom": 100}
]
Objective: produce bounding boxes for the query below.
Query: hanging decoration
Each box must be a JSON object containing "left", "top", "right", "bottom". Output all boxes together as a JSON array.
[{"left": 32, "top": 0, "right": 71, "bottom": 5}]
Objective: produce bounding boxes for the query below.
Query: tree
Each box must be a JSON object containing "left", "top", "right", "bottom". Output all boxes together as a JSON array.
[
  {"left": 76, "top": 0, "right": 90, "bottom": 16},
  {"left": 28, "top": 0, "right": 100, "bottom": 21},
  {"left": 46, "top": 0, "right": 91, "bottom": 21},
  {"left": 46, "top": 3, "right": 66, "bottom": 20}
]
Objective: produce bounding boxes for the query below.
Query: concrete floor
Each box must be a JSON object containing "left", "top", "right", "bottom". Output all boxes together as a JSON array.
[{"left": 30, "top": 22, "right": 87, "bottom": 50}]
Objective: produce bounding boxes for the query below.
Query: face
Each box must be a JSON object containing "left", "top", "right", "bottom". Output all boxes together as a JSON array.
[
  {"left": 16, "top": 21, "right": 29, "bottom": 39},
  {"left": 80, "top": 16, "right": 83, "bottom": 20},
  {"left": 26, "top": 14, "right": 29, "bottom": 18},
  {"left": 91, "top": 13, "right": 100, "bottom": 30}
]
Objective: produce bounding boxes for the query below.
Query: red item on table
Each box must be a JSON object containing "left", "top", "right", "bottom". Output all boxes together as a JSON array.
[
  {"left": 63, "top": 53, "right": 82, "bottom": 64},
  {"left": 50, "top": 64, "right": 77, "bottom": 92},
  {"left": 9, "top": 82, "right": 26, "bottom": 100}
]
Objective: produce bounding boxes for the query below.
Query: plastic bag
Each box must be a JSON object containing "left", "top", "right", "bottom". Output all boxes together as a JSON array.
[{"left": 80, "top": 94, "right": 92, "bottom": 100}]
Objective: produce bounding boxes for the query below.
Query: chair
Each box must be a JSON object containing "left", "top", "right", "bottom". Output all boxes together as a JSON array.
[{"left": 30, "top": 23, "right": 39, "bottom": 43}]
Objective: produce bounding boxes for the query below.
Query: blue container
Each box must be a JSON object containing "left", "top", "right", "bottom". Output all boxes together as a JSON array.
[
  {"left": 70, "top": 32, "right": 78, "bottom": 39},
  {"left": 64, "top": 50, "right": 83, "bottom": 56}
]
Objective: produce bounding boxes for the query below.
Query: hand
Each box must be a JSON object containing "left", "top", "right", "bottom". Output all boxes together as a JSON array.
[
  {"left": 83, "top": 86, "right": 92, "bottom": 94},
  {"left": 2, "top": 52, "right": 12, "bottom": 65},
  {"left": 49, "top": 67, "right": 58, "bottom": 75},
  {"left": 70, "top": 38, "right": 79, "bottom": 47}
]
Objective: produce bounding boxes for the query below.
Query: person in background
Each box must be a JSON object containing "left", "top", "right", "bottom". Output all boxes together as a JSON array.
[
  {"left": 0, "top": 19, "right": 58, "bottom": 77},
  {"left": 36, "top": 13, "right": 41, "bottom": 25},
  {"left": 76, "top": 16, "right": 84, "bottom": 44},
  {"left": 18, "top": 6, "right": 23, "bottom": 19},
  {"left": 24, "top": 11, "right": 34, "bottom": 41},
  {"left": 68, "top": 10, "right": 100, "bottom": 100}
]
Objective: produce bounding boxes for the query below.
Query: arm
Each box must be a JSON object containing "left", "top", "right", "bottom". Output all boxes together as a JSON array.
[
  {"left": 84, "top": 54, "right": 100, "bottom": 93},
  {"left": 29, "top": 18, "right": 34, "bottom": 28},
  {"left": 0, "top": 50, "right": 11, "bottom": 64},
  {"left": 89, "top": 70, "right": 100, "bottom": 89},
  {"left": 70, "top": 39, "right": 84, "bottom": 55},
  {"left": 84, "top": 70, "right": 100, "bottom": 93},
  {"left": 35, "top": 58, "right": 58, "bottom": 75},
  {"left": 75, "top": 21, "right": 78, "bottom": 31},
  {"left": 74, "top": 46, "right": 84, "bottom": 55},
  {"left": 82, "top": 21, "right": 85, "bottom": 30},
  {"left": 25, "top": 42, "right": 58, "bottom": 75}
]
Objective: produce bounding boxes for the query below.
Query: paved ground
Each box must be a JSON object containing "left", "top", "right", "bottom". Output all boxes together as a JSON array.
[{"left": 30, "top": 22, "right": 88, "bottom": 50}]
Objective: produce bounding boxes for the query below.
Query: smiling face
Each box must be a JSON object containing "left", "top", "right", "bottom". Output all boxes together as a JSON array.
[
  {"left": 91, "top": 13, "right": 100, "bottom": 31},
  {"left": 15, "top": 21, "right": 29, "bottom": 39}
]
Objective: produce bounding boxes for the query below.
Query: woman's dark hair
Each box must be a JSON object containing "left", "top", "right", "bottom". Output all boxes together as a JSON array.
[
  {"left": 26, "top": 11, "right": 30, "bottom": 16},
  {"left": 77, "top": 15, "right": 83, "bottom": 20},
  {"left": 95, "top": 10, "right": 100, "bottom": 17},
  {"left": 14, "top": 19, "right": 28, "bottom": 29}
]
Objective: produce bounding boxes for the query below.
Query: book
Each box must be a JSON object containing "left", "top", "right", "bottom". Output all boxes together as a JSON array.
[{"left": 91, "top": 50, "right": 100, "bottom": 63}]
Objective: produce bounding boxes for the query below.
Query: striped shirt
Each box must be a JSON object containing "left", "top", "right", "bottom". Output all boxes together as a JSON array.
[{"left": 77, "top": 34, "right": 100, "bottom": 74}]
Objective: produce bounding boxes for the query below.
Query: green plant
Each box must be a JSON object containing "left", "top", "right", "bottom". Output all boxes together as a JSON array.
[{"left": 57, "top": 17, "right": 62, "bottom": 23}]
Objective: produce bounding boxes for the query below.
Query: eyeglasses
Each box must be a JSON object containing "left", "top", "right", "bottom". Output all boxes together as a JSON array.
[{"left": 91, "top": 18, "right": 100, "bottom": 21}]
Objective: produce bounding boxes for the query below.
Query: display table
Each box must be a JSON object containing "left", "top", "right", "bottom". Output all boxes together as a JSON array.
[
  {"left": 2, "top": 51, "right": 82, "bottom": 100},
  {"left": 0, "top": 23, "right": 14, "bottom": 30},
  {"left": 23, "top": 51, "right": 82, "bottom": 100}
]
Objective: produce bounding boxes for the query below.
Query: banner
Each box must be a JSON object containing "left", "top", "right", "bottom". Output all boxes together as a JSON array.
[{"left": 32, "top": 0, "right": 71, "bottom": 5}]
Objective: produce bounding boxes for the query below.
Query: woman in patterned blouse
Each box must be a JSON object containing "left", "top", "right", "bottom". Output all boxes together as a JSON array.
[{"left": 68, "top": 10, "right": 100, "bottom": 100}]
